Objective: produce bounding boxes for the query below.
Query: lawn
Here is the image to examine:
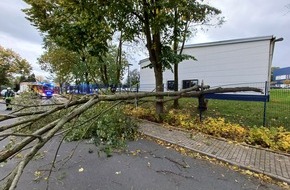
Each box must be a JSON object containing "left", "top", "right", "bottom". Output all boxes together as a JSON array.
[
  {"left": 138, "top": 89, "right": 290, "bottom": 130},
  {"left": 177, "top": 89, "right": 290, "bottom": 130}
]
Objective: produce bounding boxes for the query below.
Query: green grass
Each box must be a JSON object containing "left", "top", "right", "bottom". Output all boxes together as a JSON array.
[
  {"left": 175, "top": 89, "right": 290, "bottom": 130},
  {"left": 134, "top": 89, "right": 290, "bottom": 130}
]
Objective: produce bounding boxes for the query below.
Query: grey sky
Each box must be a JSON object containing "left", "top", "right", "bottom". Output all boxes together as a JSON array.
[{"left": 0, "top": 0, "right": 289, "bottom": 77}]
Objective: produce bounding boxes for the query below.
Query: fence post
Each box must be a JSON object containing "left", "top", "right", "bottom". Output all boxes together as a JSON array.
[
  {"left": 135, "top": 83, "right": 139, "bottom": 108},
  {"left": 198, "top": 81, "right": 205, "bottom": 122},
  {"left": 263, "top": 81, "right": 268, "bottom": 127}
]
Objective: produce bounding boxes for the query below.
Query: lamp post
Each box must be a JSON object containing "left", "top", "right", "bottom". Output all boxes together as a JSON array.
[{"left": 128, "top": 63, "right": 133, "bottom": 91}]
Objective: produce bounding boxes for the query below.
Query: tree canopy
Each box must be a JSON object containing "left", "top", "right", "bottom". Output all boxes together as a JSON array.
[
  {"left": 0, "top": 45, "right": 32, "bottom": 88},
  {"left": 23, "top": 0, "right": 222, "bottom": 115}
]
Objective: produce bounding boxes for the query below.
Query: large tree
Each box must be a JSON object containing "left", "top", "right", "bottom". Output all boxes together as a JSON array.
[
  {"left": 0, "top": 45, "right": 32, "bottom": 89},
  {"left": 103, "top": 0, "right": 221, "bottom": 115},
  {"left": 23, "top": 0, "right": 221, "bottom": 116}
]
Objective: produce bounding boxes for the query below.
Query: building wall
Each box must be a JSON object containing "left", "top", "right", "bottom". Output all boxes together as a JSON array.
[
  {"left": 139, "top": 36, "right": 274, "bottom": 94},
  {"left": 273, "top": 67, "right": 290, "bottom": 87}
]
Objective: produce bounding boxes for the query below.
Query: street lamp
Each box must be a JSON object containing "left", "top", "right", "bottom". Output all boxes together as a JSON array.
[{"left": 127, "top": 63, "right": 133, "bottom": 91}]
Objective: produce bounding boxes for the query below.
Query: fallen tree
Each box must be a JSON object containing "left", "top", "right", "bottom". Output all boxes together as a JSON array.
[{"left": 0, "top": 86, "right": 262, "bottom": 190}]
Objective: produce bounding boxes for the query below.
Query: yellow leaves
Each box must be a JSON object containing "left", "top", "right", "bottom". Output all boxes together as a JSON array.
[
  {"left": 179, "top": 147, "right": 186, "bottom": 154},
  {"left": 125, "top": 104, "right": 290, "bottom": 153},
  {"left": 278, "top": 182, "right": 290, "bottom": 189},
  {"left": 78, "top": 167, "right": 84, "bottom": 172},
  {"left": 276, "top": 133, "right": 290, "bottom": 152},
  {"left": 130, "top": 149, "right": 141, "bottom": 156},
  {"left": 0, "top": 44, "right": 32, "bottom": 75},
  {"left": 33, "top": 170, "right": 43, "bottom": 181},
  {"left": 248, "top": 126, "right": 290, "bottom": 152},
  {"left": 34, "top": 171, "right": 42, "bottom": 177},
  {"left": 244, "top": 170, "right": 253, "bottom": 175},
  {"left": 15, "top": 153, "right": 23, "bottom": 159},
  {"left": 202, "top": 117, "right": 248, "bottom": 142}
]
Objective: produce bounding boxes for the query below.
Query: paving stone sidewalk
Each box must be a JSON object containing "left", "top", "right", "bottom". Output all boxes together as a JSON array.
[{"left": 138, "top": 120, "right": 290, "bottom": 185}]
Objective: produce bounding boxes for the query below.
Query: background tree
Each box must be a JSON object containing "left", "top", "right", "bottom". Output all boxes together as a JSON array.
[
  {"left": 126, "top": 69, "right": 140, "bottom": 87},
  {"left": 38, "top": 45, "right": 81, "bottom": 92},
  {"left": 89, "top": 45, "right": 128, "bottom": 86},
  {"left": 23, "top": 0, "right": 113, "bottom": 92},
  {"left": 271, "top": 67, "right": 280, "bottom": 81},
  {"left": 169, "top": 1, "right": 223, "bottom": 108},
  {"left": 0, "top": 45, "right": 32, "bottom": 90}
]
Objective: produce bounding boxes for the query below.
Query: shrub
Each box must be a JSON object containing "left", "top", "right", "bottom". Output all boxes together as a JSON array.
[
  {"left": 125, "top": 105, "right": 290, "bottom": 152},
  {"left": 202, "top": 117, "right": 248, "bottom": 142},
  {"left": 276, "top": 132, "right": 290, "bottom": 152},
  {"left": 246, "top": 127, "right": 277, "bottom": 148}
]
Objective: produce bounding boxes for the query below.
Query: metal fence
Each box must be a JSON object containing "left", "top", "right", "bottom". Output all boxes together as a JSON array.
[
  {"left": 266, "top": 87, "right": 290, "bottom": 129},
  {"left": 137, "top": 82, "right": 290, "bottom": 130},
  {"left": 67, "top": 82, "right": 290, "bottom": 130}
]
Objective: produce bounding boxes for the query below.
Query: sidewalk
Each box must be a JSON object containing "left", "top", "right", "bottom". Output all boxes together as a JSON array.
[{"left": 138, "top": 120, "right": 290, "bottom": 185}]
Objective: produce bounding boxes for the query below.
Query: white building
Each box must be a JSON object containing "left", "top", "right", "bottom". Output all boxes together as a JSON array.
[{"left": 139, "top": 36, "right": 281, "bottom": 97}]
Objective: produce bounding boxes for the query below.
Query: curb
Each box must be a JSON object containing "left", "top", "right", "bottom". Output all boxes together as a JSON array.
[
  {"left": 137, "top": 119, "right": 290, "bottom": 157},
  {"left": 138, "top": 120, "right": 290, "bottom": 185}
]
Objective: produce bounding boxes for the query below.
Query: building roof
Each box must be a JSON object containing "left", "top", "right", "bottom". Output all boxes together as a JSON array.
[
  {"left": 139, "top": 35, "right": 276, "bottom": 64},
  {"left": 273, "top": 67, "right": 290, "bottom": 76},
  {"left": 184, "top": 35, "right": 275, "bottom": 49}
]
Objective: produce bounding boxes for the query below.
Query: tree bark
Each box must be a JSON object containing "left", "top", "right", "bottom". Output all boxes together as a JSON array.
[
  {"left": 173, "top": 7, "right": 179, "bottom": 109},
  {"left": 142, "top": 0, "right": 164, "bottom": 117},
  {"left": 116, "top": 31, "right": 123, "bottom": 85}
]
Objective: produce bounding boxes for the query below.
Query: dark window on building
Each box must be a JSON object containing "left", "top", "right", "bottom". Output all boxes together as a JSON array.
[
  {"left": 182, "top": 79, "right": 198, "bottom": 89},
  {"left": 167, "top": 80, "right": 175, "bottom": 91}
]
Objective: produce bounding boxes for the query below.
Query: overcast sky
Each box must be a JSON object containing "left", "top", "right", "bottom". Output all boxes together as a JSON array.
[{"left": 0, "top": 0, "right": 289, "bottom": 77}]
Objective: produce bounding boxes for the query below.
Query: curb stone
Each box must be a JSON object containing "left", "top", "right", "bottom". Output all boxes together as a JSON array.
[{"left": 138, "top": 120, "right": 290, "bottom": 185}]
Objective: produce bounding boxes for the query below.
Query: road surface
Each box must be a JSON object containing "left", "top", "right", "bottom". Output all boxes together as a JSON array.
[{"left": 0, "top": 100, "right": 283, "bottom": 190}]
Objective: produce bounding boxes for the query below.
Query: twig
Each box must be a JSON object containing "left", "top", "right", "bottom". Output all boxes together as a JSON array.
[
  {"left": 0, "top": 133, "right": 42, "bottom": 140},
  {"left": 46, "top": 132, "right": 69, "bottom": 190},
  {"left": 164, "top": 156, "right": 190, "bottom": 169},
  {"left": 2, "top": 96, "right": 101, "bottom": 190},
  {"left": 0, "top": 98, "right": 88, "bottom": 133},
  {"left": 156, "top": 170, "right": 197, "bottom": 180}
]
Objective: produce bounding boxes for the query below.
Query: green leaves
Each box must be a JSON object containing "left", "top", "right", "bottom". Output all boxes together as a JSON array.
[
  {"left": 0, "top": 45, "right": 32, "bottom": 86},
  {"left": 160, "top": 45, "right": 196, "bottom": 72},
  {"left": 65, "top": 103, "right": 138, "bottom": 154},
  {"left": 24, "top": 0, "right": 111, "bottom": 57}
]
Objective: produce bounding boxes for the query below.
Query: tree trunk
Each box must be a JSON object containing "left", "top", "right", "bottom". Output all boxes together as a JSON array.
[
  {"left": 173, "top": 63, "right": 179, "bottom": 108},
  {"left": 152, "top": 32, "right": 164, "bottom": 118},
  {"left": 142, "top": 0, "right": 164, "bottom": 117},
  {"left": 116, "top": 31, "right": 123, "bottom": 85},
  {"left": 154, "top": 62, "right": 164, "bottom": 117},
  {"left": 100, "top": 64, "right": 109, "bottom": 86},
  {"left": 85, "top": 72, "right": 90, "bottom": 93}
]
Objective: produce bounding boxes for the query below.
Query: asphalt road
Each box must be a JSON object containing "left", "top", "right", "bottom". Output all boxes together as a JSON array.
[{"left": 0, "top": 100, "right": 283, "bottom": 190}]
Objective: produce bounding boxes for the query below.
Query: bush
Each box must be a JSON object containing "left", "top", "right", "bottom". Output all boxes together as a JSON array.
[
  {"left": 125, "top": 105, "right": 290, "bottom": 153},
  {"left": 247, "top": 126, "right": 290, "bottom": 152},
  {"left": 202, "top": 117, "right": 248, "bottom": 142}
]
